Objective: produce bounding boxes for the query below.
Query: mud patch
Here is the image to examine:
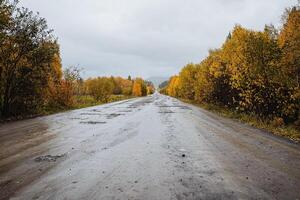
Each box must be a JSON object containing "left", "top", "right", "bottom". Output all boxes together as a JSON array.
[
  {"left": 80, "top": 121, "right": 106, "bottom": 124},
  {"left": 34, "top": 154, "right": 66, "bottom": 162},
  {"left": 106, "top": 113, "right": 124, "bottom": 119}
]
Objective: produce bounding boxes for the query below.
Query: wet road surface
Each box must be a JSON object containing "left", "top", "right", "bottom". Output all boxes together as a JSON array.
[{"left": 0, "top": 93, "right": 300, "bottom": 200}]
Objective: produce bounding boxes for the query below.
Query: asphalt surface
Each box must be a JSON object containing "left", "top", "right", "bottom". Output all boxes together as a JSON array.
[{"left": 0, "top": 93, "right": 299, "bottom": 200}]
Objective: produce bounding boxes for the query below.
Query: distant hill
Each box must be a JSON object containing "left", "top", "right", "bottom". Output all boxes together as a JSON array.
[
  {"left": 147, "top": 77, "right": 169, "bottom": 88},
  {"left": 158, "top": 81, "right": 168, "bottom": 89}
]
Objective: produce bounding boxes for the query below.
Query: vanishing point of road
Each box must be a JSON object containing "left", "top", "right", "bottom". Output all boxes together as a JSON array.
[{"left": 0, "top": 93, "right": 300, "bottom": 200}]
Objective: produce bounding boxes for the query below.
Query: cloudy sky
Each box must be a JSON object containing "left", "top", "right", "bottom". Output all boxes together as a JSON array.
[{"left": 20, "top": 0, "right": 297, "bottom": 79}]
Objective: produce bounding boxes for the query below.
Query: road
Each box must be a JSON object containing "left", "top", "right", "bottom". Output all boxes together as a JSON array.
[{"left": 0, "top": 93, "right": 300, "bottom": 200}]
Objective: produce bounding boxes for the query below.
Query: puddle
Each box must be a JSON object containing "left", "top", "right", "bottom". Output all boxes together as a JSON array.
[
  {"left": 70, "top": 117, "right": 88, "bottom": 120},
  {"left": 127, "top": 105, "right": 139, "bottom": 109},
  {"left": 119, "top": 110, "right": 132, "bottom": 113},
  {"left": 157, "top": 105, "right": 192, "bottom": 110},
  {"left": 34, "top": 154, "right": 66, "bottom": 162}
]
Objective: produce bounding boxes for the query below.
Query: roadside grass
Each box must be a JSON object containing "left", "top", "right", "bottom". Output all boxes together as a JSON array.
[
  {"left": 44, "top": 95, "right": 135, "bottom": 114},
  {"left": 182, "top": 99, "right": 300, "bottom": 143},
  {"left": 1, "top": 95, "right": 134, "bottom": 123}
]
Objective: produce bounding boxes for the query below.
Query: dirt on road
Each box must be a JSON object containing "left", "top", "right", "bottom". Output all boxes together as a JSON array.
[{"left": 0, "top": 93, "right": 299, "bottom": 200}]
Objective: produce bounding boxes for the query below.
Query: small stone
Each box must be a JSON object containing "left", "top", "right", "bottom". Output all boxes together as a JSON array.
[{"left": 182, "top": 154, "right": 186, "bottom": 158}]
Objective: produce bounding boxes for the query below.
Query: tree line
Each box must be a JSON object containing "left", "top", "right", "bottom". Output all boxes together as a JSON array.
[
  {"left": 48, "top": 68, "right": 154, "bottom": 111},
  {"left": 161, "top": 4, "right": 300, "bottom": 128},
  {"left": 0, "top": 1, "right": 154, "bottom": 118}
]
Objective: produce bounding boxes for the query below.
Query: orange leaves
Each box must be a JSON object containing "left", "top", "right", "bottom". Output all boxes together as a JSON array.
[{"left": 132, "top": 78, "right": 147, "bottom": 97}]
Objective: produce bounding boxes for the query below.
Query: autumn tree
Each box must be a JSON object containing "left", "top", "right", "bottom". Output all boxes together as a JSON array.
[
  {"left": 111, "top": 77, "right": 123, "bottom": 95},
  {"left": 279, "top": 5, "right": 300, "bottom": 87},
  {"left": 221, "top": 26, "right": 284, "bottom": 116},
  {"left": 278, "top": 4, "right": 300, "bottom": 122},
  {"left": 145, "top": 81, "right": 155, "bottom": 95},
  {"left": 120, "top": 78, "right": 133, "bottom": 96},
  {"left": 132, "top": 78, "right": 147, "bottom": 97},
  {"left": 162, "top": 2, "right": 300, "bottom": 127},
  {"left": 47, "top": 66, "right": 83, "bottom": 108},
  {"left": 178, "top": 63, "right": 197, "bottom": 99},
  {"left": 0, "top": 0, "right": 62, "bottom": 116},
  {"left": 86, "top": 77, "right": 114, "bottom": 102},
  {"left": 166, "top": 76, "right": 180, "bottom": 97},
  {"left": 194, "top": 49, "right": 233, "bottom": 106}
]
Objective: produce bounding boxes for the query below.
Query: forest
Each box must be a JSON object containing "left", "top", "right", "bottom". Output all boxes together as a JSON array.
[
  {"left": 161, "top": 4, "right": 300, "bottom": 140},
  {"left": 0, "top": 1, "right": 154, "bottom": 119}
]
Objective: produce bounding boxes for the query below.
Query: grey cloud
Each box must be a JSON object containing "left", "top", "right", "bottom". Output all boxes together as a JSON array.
[{"left": 20, "top": 0, "right": 297, "bottom": 78}]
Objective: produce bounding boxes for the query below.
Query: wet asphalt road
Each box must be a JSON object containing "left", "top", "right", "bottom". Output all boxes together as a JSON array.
[{"left": 0, "top": 93, "right": 300, "bottom": 200}]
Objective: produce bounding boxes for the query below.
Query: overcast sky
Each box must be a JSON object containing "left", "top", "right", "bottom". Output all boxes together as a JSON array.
[{"left": 20, "top": 0, "right": 297, "bottom": 79}]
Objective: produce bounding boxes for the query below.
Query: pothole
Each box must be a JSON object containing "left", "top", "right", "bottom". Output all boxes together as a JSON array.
[
  {"left": 106, "top": 113, "right": 124, "bottom": 119},
  {"left": 159, "top": 111, "right": 175, "bottom": 114},
  {"left": 80, "top": 121, "right": 106, "bottom": 124}
]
